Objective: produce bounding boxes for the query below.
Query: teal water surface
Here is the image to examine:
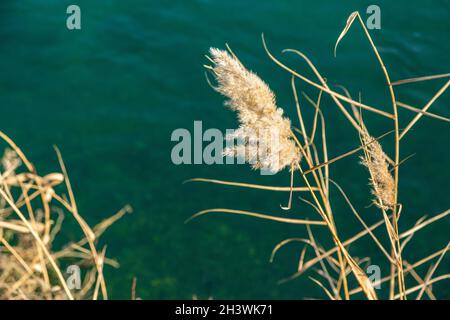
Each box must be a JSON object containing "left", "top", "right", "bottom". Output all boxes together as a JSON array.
[{"left": 0, "top": 0, "right": 449, "bottom": 299}]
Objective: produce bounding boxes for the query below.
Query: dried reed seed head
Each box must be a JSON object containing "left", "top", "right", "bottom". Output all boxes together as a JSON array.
[
  {"left": 1, "top": 148, "right": 21, "bottom": 173},
  {"left": 208, "top": 48, "right": 301, "bottom": 173},
  {"left": 360, "top": 128, "right": 396, "bottom": 210}
]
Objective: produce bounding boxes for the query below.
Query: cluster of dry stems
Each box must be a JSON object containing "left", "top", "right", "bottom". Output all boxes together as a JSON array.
[
  {"left": 0, "top": 132, "right": 131, "bottom": 299},
  {"left": 190, "top": 11, "right": 450, "bottom": 300}
]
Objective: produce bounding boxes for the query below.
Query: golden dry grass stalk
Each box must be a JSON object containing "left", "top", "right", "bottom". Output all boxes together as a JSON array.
[{"left": 207, "top": 48, "right": 300, "bottom": 174}]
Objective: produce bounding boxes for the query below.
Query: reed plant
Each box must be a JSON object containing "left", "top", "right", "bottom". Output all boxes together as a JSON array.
[
  {"left": 189, "top": 11, "right": 450, "bottom": 300},
  {"left": 0, "top": 132, "right": 131, "bottom": 299}
]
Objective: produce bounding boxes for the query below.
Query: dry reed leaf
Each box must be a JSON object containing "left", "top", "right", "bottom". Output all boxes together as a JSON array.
[
  {"left": 392, "top": 73, "right": 450, "bottom": 86},
  {"left": 0, "top": 141, "right": 129, "bottom": 300},
  {"left": 397, "top": 101, "right": 450, "bottom": 122},
  {"left": 185, "top": 178, "right": 317, "bottom": 192},
  {"left": 185, "top": 208, "right": 326, "bottom": 226},
  {"left": 334, "top": 11, "right": 358, "bottom": 57},
  {"left": 415, "top": 242, "right": 450, "bottom": 300}
]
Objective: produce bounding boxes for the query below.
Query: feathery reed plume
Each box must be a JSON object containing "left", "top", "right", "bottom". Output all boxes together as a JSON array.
[
  {"left": 360, "top": 127, "right": 396, "bottom": 210},
  {"left": 207, "top": 48, "right": 300, "bottom": 174}
]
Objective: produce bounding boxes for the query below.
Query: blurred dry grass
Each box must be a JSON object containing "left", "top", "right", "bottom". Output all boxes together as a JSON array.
[{"left": 0, "top": 133, "right": 131, "bottom": 300}]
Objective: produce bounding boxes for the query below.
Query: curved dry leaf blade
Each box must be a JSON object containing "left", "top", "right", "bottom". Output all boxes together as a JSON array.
[
  {"left": 416, "top": 242, "right": 450, "bottom": 300},
  {"left": 334, "top": 11, "right": 358, "bottom": 57},
  {"left": 329, "top": 179, "right": 394, "bottom": 263},
  {"left": 397, "top": 101, "right": 450, "bottom": 122},
  {"left": 392, "top": 73, "right": 450, "bottom": 86},
  {"left": 270, "top": 238, "right": 311, "bottom": 263},
  {"left": 400, "top": 80, "right": 450, "bottom": 140},
  {"left": 400, "top": 209, "right": 450, "bottom": 240},
  {"left": 394, "top": 274, "right": 450, "bottom": 299},
  {"left": 185, "top": 208, "right": 326, "bottom": 225},
  {"left": 185, "top": 178, "right": 317, "bottom": 192}
]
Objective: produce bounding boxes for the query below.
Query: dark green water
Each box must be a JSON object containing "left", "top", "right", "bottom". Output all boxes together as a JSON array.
[{"left": 0, "top": 1, "right": 449, "bottom": 299}]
